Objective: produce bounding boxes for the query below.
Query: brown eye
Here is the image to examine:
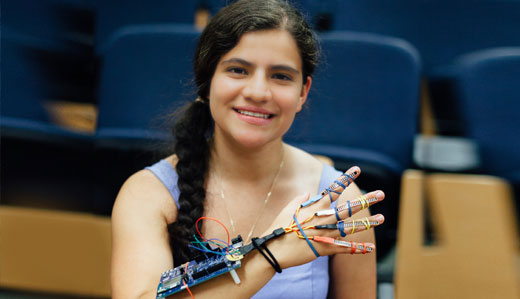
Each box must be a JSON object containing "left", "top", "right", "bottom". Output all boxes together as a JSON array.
[
  {"left": 227, "top": 67, "right": 248, "bottom": 75},
  {"left": 272, "top": 73, "right": 292, "bottom": 81}
]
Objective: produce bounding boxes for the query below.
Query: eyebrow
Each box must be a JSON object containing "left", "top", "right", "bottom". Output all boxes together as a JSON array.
[
  {"left": 221, "top": 58, "right": 253, "bottom": 67},
  {"left": 221, "top": 58, "right": 300, "bottom": 75},
  {"left": 271, "top": 64, "right": 300, "bottom": 75}
]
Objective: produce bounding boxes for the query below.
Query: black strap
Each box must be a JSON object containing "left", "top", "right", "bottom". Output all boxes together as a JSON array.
[
  {"left": 239, "top": 227, "right": 285, "bottom": 256},
  {"left": 251, "top": 237, "right": 282, "bottom": 273}
]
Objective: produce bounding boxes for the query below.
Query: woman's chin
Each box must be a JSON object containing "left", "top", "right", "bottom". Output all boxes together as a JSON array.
[{"left": 231, "top": 132, "right": 281, "bottom": 150}]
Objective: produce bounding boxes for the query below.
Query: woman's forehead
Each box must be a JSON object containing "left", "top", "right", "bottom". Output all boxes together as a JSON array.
[{"left": 219, "top": 29, "right": 302, "bottom": 70}]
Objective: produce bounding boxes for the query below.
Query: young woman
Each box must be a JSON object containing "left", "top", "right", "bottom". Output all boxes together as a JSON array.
[{"left": 111, "top": 1, "right": 385, "bottom": 298}]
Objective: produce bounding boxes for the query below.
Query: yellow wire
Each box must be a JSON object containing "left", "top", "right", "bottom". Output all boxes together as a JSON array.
[
  {"left": 359, "top": 195, "right": 368, "bottom": 209},
  {"left": 361, "top": 217, "right": 371, "bottom": 230}
]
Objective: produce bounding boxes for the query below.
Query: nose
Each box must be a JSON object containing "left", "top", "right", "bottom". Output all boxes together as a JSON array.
[{"left": 242, "top": 71, "right": 272, "bottom": 102}]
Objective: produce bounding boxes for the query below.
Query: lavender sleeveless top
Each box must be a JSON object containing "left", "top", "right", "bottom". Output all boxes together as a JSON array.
[{"left": 146, "top": 160, "right": 342, "bottom": 299}]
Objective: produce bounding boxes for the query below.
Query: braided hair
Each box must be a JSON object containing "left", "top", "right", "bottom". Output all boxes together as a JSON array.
[{"left": 168, "top": 0, "right": 320, "bottom": 265}]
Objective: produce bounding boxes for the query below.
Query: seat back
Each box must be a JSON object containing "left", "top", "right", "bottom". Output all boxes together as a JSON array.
[
  {"left": 96, "top": 25, "right": 200, "bottom": 149},
  {"left": 285, "top": 31, "right": 421, "bottom": 173},
  {"left": 94, "top": 0, "right": 198, "bottom": 52},
  {"left": 453, "top": 48, "right": 520, "bottom": 182},
  {"left": 332, "top": 0, "right": 520, "bottom": 73},
  {"left": 395, "top": 171, "right": 519, "bottom": 299},
  {"left": 1, "top": 34, "right": 51, "bottom": 122}
]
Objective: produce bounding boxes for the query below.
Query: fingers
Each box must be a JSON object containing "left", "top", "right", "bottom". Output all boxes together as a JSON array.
[
  {"left": 314, "top": 190, "right": 385, "bottom": 220},
  {"left": 300, "top": 166, "right": 361, "bottom": 208},
  {"left": 313, "top": 236, "right": 376, "bottom": 254},
  {"left": 314, "top": 214, "right": 385, "bottom": 236},
  {"left": 338, "top": 190, "right": 385, "bottom": 218},
  {"left": 339, "top": 214, "right": 385, "bottom": 236}
]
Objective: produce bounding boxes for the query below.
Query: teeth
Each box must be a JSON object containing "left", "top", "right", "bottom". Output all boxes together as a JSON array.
[{"left": 237, "top": 110, "right": 270, "bottom": 119}]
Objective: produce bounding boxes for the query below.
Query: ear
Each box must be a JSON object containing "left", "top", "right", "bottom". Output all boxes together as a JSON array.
[{"left": 296, "top": 76, "right": 312, "bottom": 112}]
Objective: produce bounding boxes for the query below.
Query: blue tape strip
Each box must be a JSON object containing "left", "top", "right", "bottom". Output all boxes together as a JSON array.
[
  {"left": 344, "top": 173, "right": 355, "bottom": 186},
  {"left": 337, "top": 220, "right": 346, "bottom": 237},
  {"left": 347, "top": 201, "right": 352, "bottom": 217},
  {"left": 327, "top": 188, "right": 342, "bottom": 203},
  {"left": 293, "top": 214, "right": 319, "bottom": 257},
  {"left": 301, "top": 194, "right": 322, "bottom": 208},
  {"left": 335, "top": 207, "right": 341, "bottom": 221}
]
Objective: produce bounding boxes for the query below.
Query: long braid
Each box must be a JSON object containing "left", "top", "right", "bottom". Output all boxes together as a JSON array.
[{"left": 168, "top": 100, "right": 212, "bottom": 265}]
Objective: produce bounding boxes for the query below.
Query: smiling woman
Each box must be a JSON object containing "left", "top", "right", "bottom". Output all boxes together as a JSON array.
[
  {"left": 209, "top": 29, "right": 311, "bottom": 149},
  {"left": 110, "top": 1, "right": 383, "bottom": 298}
]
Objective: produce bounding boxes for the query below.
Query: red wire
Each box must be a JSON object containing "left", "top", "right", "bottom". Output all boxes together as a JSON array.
[
  {"left": 182, "top": 262, "right": 195, "bottom": 299},
  {"left": 194, "top": 216, "right": 231, "bottom": 246}
]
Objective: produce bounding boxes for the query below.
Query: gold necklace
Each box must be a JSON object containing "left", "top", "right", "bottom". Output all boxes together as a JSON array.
[{"left": 216, "top": 152, "right": 285, "bottom": 244}]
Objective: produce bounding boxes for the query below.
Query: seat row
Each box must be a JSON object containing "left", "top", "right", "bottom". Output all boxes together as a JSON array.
[
  {"left": 92, "top": 0, "right": 520, "bottom": 72},
  {"left": 2, "top": 26, "right": 519, "bottom": 259},
  {"left": 6, "top": 25, "right": 517, "bottom": 181},
  {"left": 3, "top": 0, "right": 519, "bottom": 138}
]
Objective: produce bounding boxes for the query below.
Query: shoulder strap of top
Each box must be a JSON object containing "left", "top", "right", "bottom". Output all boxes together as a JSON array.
[
  {"left": 145, "top": 160, "right": 181, "bottom": 209},
  {"left": 318, "top": 164, "right": 343, "bottom": 193}
]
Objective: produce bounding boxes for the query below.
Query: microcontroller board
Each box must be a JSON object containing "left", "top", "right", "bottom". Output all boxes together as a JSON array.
[{"left": 156, "top": 248, "right": 243, "bottom": 298}]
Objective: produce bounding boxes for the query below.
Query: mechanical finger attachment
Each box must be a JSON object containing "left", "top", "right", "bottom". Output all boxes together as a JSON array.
[
  {"left": 315, "top": 194, "right": 378, "bottom": 219},
  {"left": 313, "top": 236, "right": 374, "bottom": 254},
  {"left": 314, "top": 217, "right": 380, "bottom": 237},
  {"left": 300, "top": 169, "right": 358, "bottom": 208}
]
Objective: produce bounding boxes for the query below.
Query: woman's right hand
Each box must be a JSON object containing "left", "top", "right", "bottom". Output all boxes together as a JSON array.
[{"left": 260, "top": 166, "right": 385, "bottom": 269}]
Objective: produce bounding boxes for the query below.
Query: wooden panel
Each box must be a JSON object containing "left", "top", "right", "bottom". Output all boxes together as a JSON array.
[
  {"left": 0, "top": 206, "right": 111, "bottom": 297},
  {"left": 395, "top": 171, "right": 520, "bottom": 299}
]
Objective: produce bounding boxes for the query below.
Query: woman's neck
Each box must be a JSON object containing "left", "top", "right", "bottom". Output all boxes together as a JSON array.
[{"left": 210, "top": 134, "right": 286, "bottom": 183}]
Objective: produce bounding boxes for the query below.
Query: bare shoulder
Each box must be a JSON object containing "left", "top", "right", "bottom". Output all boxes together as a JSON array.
[
  {"left": 283, "top": 144, "right": 323, "bottom": 191},
  {"left": 111, "top": 159, "right": 179, "bottom": 298},
  {"left": 285, "top": 144, "right": 323, "bottom": 171},
  {"left": 285, "top": 144, "right": 363, "bottom": 199},
  {"left": 113, "top": 158, "right": 178, "bottom": 225}
]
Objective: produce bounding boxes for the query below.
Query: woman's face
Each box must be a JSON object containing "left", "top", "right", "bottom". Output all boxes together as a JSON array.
[{"left": 209, "top": 29, "right": 312, "bottom": 150}]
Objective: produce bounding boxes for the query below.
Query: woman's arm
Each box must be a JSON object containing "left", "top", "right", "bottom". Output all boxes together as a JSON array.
[
  {"left": 111, "top": 170, "right": 279, "bottom": 299},
  {"left": 111, "top": 170, "right": 175, "bottom": 298},
  {"left": 327, "top": 182, "right": 377, "bottom": 299},
  {"left": 328, "top": 208, "right": 377, "bottom": 299},
  {"left": 111, "top": 168, "right": 383, "bottom": 298}
]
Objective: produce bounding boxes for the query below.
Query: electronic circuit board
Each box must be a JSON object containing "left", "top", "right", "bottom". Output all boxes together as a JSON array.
[{"left": 156, "top": 249, "right": 243, "bottom": 298}]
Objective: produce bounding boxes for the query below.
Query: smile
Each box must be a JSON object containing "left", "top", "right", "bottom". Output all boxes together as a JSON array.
[{"left": 233, "top": 108, "right": 274, "bottom": 119}]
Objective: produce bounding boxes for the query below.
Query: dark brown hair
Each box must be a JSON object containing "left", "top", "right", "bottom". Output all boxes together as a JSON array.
[{"left": 169, "top": 0, "right": 319, "bottom": 265}]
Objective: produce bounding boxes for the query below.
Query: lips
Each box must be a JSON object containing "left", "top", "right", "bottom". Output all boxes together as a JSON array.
[
  {"left": 232, "top": 107, "right": 275, "bottom": 125},
  {"left": 232, "top": 107, "right": 275, "bottom": 119}
]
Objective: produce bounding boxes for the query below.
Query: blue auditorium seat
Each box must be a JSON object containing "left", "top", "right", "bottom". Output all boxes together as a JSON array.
[
  {"left": 95, "top": 25, "right": 200, "bottom": 149},
  {"left": 285, "top": 31, "right": 421, "bottom": 174},
  {"left": 332, "top": 0, "right": 520, "bottom": 74},
  {"left": 1, "top": 1, "right": 95, "bottom": 213},
  {"left": 1, "top": 0, "right": 94, "bottom": 103},
  {"left": 2, "top": 0, "right": 93, "bottom": 45},
  {"left": 332, "top": 1, "right": 520, "bottom": 136},
  {"left": 93, "top": 0, "right": 199, "bottom": 53},
  {"left": 292, "top": 0, "right": 337, "bottom": 31},
  {"left": 284, "top": 31, "right": 421, "bottom": 261},
  {"left": 206, "top": 0, "right": 337, "bottom": 30},
  {"left": 453, "top": 48, "right": 520, "bottom": 183},
  {"left": 1, "top": 32, "right": 91, "bottom": 144}
]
